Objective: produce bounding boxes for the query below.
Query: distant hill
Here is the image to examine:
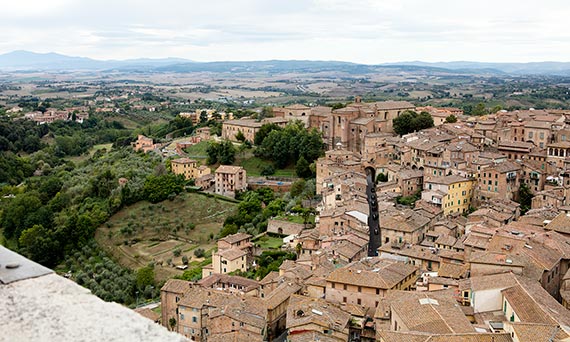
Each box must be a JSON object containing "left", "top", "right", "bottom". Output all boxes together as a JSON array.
[
  {"left": 382, "top": 61, "right": 570, "bottom": 76},
  {"left": 0, "top": 50, "right": 193, "bottom": 70},
  {"left": 1, "top": 50, "right": 570, "bottom": 75}
]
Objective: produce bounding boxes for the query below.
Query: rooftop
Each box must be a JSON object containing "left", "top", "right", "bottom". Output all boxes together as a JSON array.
[{"left": 326, "top": 258, "right": 417, "bottom": 289}]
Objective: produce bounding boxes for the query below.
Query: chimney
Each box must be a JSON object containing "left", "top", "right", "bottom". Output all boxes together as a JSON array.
[{"left": 355, "top": 96, "right": 362, "bottom": 103}]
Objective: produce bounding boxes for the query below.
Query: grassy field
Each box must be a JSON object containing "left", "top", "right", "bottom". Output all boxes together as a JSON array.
[
  {"left": 183, "top": 141, "right": 210, "bottom": 160},
  {"left": 95, "top": 192, "right": 236, "bottom": 281},
  {"left": 238, "top": 156, "right": 296, "bottom": 177},
  {"left": 252, "top": 235, "right": 283, "bottom": 249},
  {"left": 67, "top": 143, "right": 114, "bottom": 164},
  {"left": 274, "top": 214, "right": 315, "bottom": 224}
]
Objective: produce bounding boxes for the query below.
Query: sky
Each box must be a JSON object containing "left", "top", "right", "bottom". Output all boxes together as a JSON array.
[{"left": 1, "top": 0, "right": 570, "bottom": 63}]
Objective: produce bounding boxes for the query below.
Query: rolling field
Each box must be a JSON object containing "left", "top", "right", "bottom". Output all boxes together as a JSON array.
[{"left": 95, "top": 192, "right": 237, "bottom": 281}]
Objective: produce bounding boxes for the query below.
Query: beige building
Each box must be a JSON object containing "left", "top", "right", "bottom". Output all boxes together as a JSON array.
[
  {"left": 377, "top": 290, "right": 475, "bottom": 335},
  {"left": 215, "top": 165, "right": 247, "bottom": 197},
  {"left": 170, "top": 158, "right": 211, "bottom": 180},
  {"left": 133, "top": 135, "right": 156, "bottom": 153},
  {"left": 325, "top": 258, "right": 418, "bottom": 310},
  {"left": 422, "top": 175, "right": 475, "bottom": 216},
  {"left": 206, "top": 233, "right": 253, "bottom": 277},
  {"left": 221, "top": 117, "right": 288, "bottom": 143},
  {"left": 222, "top": 119, "right": 263, "bottom": 142},
  {"left": 476, "top": 161, "right": 521, "bottom": 204},
  {"left": 316, "top": 147, "right": 363, "bottom": 194},
  {"left": 380, "top": 209, "right": 431, "bottom": 246},
  {"left": 286, "top": 295, "right": 351, "bottom": 342}
]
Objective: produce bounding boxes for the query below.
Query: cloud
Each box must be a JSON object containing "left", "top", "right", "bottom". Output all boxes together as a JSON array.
[{"left": 0, "top": 0, "right": 569, "bottom": 62}]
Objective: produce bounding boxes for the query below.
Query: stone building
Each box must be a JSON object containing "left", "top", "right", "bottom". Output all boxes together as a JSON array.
[
  {"left": 215, "top": 165, "right": 247, "bottom": 197},
  {"left": 171, "top": 158, "right": 211, "bottom": 180},
  {"left": 325, "top": 258, "right": 418, "bottom": 310}
]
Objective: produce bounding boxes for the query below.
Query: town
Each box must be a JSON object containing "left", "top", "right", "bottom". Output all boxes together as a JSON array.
[{"left": 3, "top": 58, "right": 570, "bottom": 342}]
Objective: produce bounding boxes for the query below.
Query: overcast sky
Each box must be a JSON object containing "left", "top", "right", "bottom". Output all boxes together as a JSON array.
[{"left": 2, "top": 0, "right": 570, "bottom": 63}]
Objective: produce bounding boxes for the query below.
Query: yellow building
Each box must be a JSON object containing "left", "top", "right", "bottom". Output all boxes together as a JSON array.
[
  {"left": 422, "top": 175, "right": 474, "bottom": 215},
  {"left": 170, "top": 158, "right": 211, "bottom": 180}
]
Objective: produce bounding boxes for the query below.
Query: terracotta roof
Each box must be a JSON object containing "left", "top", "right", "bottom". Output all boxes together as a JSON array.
[
  {"left": 379, "top": 244, "right": 441, "bottom": 263},
  {"left": 381, "top": 210, "right": 430, "bottom": 233},
  {"left": 506, "top": 322, "right": 569, "bottom": 342},
  {"left": 326, "top": 258, "right": 417, "bottom": 289},
  {"left": 373, "top": 100, "right": 415, "bottom": 110},
  {"left": 259, "top": 271, "right": 280, "bottom": 285},
  {"left": 389, "top": 291, "right": 475, "bottom": 334},
  {"left": 161, "top": 279, "right": 191, "bottom": 293},
  {"left": 286, "top": 295, "right": 350, "bottom": 331},
  {"left": 428, "top": 277, "right": 458, "bottom": 286},
  {"left": 437, "top": 262, "right": 469, "bottom": 279},
  {"left": 215, "top": 165, "right": 245, "bottom": 174},
  {"left": 217, "top": 248, "right": 248, "bottom": 261},
  {"left": 223, "top": 119, "right": 263, "bottom": 127},
  {"left": 425, "top": 175, "right": 473, "bottom": 185},
  {"left": 197, "top": 273, "right": 259, "bottom": 291},
  {"left": 377, "top": 331, "right": 513, "bottom": 342},
  {"left": 219, "top": 232, "right": 252, "bottom": 245},
  {"left": 435, "top": 235, "right": 457, "bottom": 247},
  {"left": 501, "top": 276, "right": 570, "bottom": 328},
  {"left": 263, "top": 282, "right": 302, "bottom": 310},
  {"left": 462, "top": 234, "right": 490, "bottom": 250},
  {"left": 171, "top": 157, "right": 197, "bottom": 164},
  {"left": 545, "top": 212, "right": 570, "bottom": 235},
  {"left": 469, "top": 272, "right": 518, "bottom": 291},
  {"left": 469, "top": 251, "right": 525, "bottom": 268},
  {"left": 134, "top": 308, "right": 160, "bottom": 322}
]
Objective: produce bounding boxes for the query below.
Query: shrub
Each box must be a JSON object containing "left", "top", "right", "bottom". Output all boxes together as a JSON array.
[{"left": 194, "top": 248, "right": 205, "bottom": 258}]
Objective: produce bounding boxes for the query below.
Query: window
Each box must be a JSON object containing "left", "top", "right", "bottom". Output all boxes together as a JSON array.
[
  {"left": 343, "top": 284, "right": 347, "bottom": 290},
  {"left": 192, "top": 317, "right": 197, "bottom": 323},
  {"left": 332, "top": 283, "right": 335, "bottom": 289},
  {"left": 358, "top": 286, "right": 362, "bottom": 292},
  {"left": 343, "top": 297, "right": 347, "bottom": 303},
  {"left": 181, "top": 314, "right": 185, "bottom": 320},
  {"left": 357, "top": 298, "right": 362, "bottom": 305}
]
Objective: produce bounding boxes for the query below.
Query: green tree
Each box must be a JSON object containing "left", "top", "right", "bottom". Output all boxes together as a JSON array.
[
  {"left": 518, "top": 183, "right": 533, "bottom": 214},
  {"left": 376, "top": 173, "right": 388, "bottom": 183},
  {"left": 254, "top": 123, "right": 282, "bottom": 145},
  {"left": 235, "top": 130, "right": 246, "bottom": 142},
  {"left": 392, "top": 110, "right": 434, "bottom": 136},
  {"left": 295, "top": 156, "right": 312, "bottom": 178},
  {"left": 206, "top": 141, "right": 219, "bottom": 164},
  {"left": 218, "top": 140, "right": 236, "bottom": 164},
  {"left": 143, "top": 174, "right": 184, "bottom": 203},
  {"left": 169, "top": 318, "right": 177, "bottom": 331},
  {"left": 472, "top": 103, "right": 487, "bottom": 116},
  {"left": 136, "top": 266, "right": 155, "bottom": 290},
  {"left": 445, "top": 115, "right": 458, "bottom": 123},
  {"left": 290, "top": 179, "right": 306, "bottom": 198},
  {"left": 194, "top": 248, "right": 205, "bottom": 258},
  {"left": 19, "top": 224, "right": 61, "bottom": 267}
]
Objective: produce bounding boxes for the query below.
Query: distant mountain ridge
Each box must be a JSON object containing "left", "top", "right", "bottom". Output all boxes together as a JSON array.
[{"left": 1, "top": 50, "right": 570, "bottom": 76}]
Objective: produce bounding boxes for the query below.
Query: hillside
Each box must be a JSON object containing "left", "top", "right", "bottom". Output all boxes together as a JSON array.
[{"left": 95, "top": 192, "right": 237, "bottom": 281}]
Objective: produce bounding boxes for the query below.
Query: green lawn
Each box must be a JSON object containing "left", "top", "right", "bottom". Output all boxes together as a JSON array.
[
  {"left": 274, "top": 214, "right": 315, "bottom": 224},
  {"left": 253, "top": 235, "right": 284, "bottom": 249},
  {"left": 238, "top": 156, "right": 296, "bottom": 177},
  {"left": 183, "top": 141, "right": 209, "bottom": 160},
  {"left": 67, "top": 143, "right": 114, "bottom": 164}
]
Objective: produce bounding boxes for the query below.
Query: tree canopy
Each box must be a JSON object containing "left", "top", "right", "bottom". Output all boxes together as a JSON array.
[
  {"left": 392, "top": 110, "right": 434, "bottom": 136},
  {"left": 254, "top": 121, "right": 324, "bottom": 169}
]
